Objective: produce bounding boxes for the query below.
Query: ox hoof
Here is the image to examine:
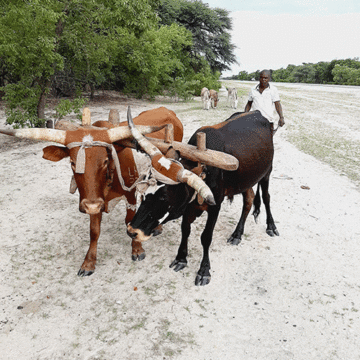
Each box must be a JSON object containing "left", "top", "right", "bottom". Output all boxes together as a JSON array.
[
  {"left": 132, "top": 252, "right": 146, "bottom": 261},
  {"left": 77, "top": 269, "right": 94, "bottom": 277},
  {"left": 227, "top": 236, "right": 242, "bottom": 246},
  {"left": 266, "top": 228, "right": 280, "bottom": 237},
  {"left": 169, "top": 260, "right": 187, "bottom": 272},
  {"left": 195, "top": 274, "right": 211, "bottom": 286}
]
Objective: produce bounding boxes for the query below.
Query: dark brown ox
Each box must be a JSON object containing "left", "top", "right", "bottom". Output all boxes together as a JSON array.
[
  {"left": 0, "top": 107, "right": 183, "bottom": 276},
  {"left": 127, "top": 111, "right": 279, "bottom": 286}
]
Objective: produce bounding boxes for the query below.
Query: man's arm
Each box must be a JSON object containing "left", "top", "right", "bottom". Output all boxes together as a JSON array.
[
  {"left": 244, "top": 100, "right": 253, "bottom": 112},
  {"left": 274, "top": 101, "right": 285, "bottom": 127}
]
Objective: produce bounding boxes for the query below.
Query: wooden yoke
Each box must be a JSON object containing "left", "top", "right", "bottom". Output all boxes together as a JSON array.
[
  {"left": 120, "top": 131, "right": 238, "bottom": 171},
  {"left": 165, "top": 124, "right": 174, "bottom": 143},
  {"left": 148, "top": 137, "right": 238, "bottom": 171},
  {"left": 197, "top": 132, "right": 206, "bottom": 151},
  {"left": 197, "top": 132, "right": 206, "bottom": 168},
  {"left": 82, "top": 107, "right": 91, "bottom": 126},
  {"left": 119, "top": 112, "right": 238, "bottom": 171},
  {"left": 108, "top": 109, "right": 120, "bottom": 126}
]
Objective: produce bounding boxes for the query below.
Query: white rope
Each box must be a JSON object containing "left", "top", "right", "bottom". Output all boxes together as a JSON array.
[
  {"left": 67, "top": 139, "right": 145, "bottom": 192},
  {"left": 66, "top": 139, "right": 186, "bottom": 206}
]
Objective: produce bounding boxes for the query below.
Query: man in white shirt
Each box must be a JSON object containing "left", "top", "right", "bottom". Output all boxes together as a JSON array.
[{"left": 244, "top": 70, "right": 285, "bottom": 129}]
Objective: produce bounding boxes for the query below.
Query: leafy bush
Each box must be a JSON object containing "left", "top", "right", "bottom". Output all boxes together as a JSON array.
[
  {"left": 54, "top": 97, "right": 88, "bottom": 123},
  {"left": 167, "top": 77, "right": 200, "bottom": 101},
  {"left": 191, "top": 69, "right": 221, "bottom": 95},
  {"left": 4, "top": 83, "right": 46, "bottom": 128}
]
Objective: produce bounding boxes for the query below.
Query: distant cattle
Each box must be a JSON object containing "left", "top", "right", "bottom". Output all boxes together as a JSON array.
[
  {"left": 200, "top": 87, "right": 211, "bottom": 110},
  {"left": 227, "top": 87, "right": 238, "bottom": 109},
  {"left": 127, "top": 110, "right": 279, "bottom": 286},
  {"left": 209, "top": 89, "right": 219, "bottom": 108},
  {"left": 0, "top": 107, "right": 183, "bottom": 276}
]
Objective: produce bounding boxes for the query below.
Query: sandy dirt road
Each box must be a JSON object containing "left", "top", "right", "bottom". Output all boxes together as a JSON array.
[{"left": 1, "top": 83, "right": 360, "bottom": 360}]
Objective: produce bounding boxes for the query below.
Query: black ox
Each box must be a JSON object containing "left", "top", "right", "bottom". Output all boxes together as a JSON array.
[{"left": 127, "top": 110, "right": 279, "bottom": 286}]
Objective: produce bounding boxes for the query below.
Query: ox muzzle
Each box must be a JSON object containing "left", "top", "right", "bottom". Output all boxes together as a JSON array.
[
  {"left": 127, "top": 224, "right": 152, "bottom": 242},
  {"left": 80, "top": 198, "right": 105, "bottom": 215}
]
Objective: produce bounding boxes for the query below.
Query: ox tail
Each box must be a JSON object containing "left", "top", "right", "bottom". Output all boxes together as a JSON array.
[{"left": 252, "top": 183, "right": 261, "bottom": 223}]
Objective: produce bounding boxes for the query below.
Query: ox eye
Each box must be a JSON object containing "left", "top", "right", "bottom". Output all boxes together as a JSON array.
[
  {"left": 70, "top": 160, "right": 76, "bottom": 170},
  {"left": 103, "top": 158, "right": 109, "bottom": 167}
]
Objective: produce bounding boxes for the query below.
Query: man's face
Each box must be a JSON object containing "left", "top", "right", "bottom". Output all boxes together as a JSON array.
[{"left": 259, "top": 73, "right": 270, "bottom": 87}]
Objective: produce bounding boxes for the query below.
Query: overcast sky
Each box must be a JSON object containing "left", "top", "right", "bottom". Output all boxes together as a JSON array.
[{"left": 204, "top": 0, "right": 360, "bottom": 76}]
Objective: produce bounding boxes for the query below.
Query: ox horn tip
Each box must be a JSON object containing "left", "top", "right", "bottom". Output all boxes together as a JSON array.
[
  {"left": 205, "top": 194, "right": 216, "bottom": 206},
  {"left": 127, "top": 106, "right": 135, "bottom": 129}
]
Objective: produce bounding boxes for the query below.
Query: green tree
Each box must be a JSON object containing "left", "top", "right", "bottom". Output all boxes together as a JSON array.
[
  {"left": 251, "top": 59, "right": 360, "bottom": 85},
  {"left": 157, "top": 0, "right": 237, "bottom": 74},
  {"left": 272, "top": 65, "right": 296, "bottom": 82},
  {"left": 0, "top": 1, "right": 63, "bottom": 127},
  {"left": 0, "top": 0, "right": 159, "bottom": 127},
  {"left": 313, "top": 61, "right": 332, "bottom": 83},
  {"left": 237, "top": 71, "right": 250, "bottom": 80},
  {"left": 115, "top": 23, "right": 194, "bottom": 98},
  {"left": 332, "top": 64, "right": 360, "bottom": 85},
  {"left": 291, "top": 63, "right": 316, "bottom": 83}
]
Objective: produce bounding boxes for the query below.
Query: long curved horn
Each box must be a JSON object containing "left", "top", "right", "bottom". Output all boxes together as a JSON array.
[
  {"left": 151, "top": 156, "right": 216, "bottom": 205},
  {"left": 126, "top": 106, "right": 163, "bottom": 157},
  {"left": 178, "top": 169, "right": 216, "bottom": 205},
  {"left": 107, "top": 106, "right": 167, "bottom": 143},
  {"left": 127, "top": 106, "right": 216, "bottom": 205},
  {"left": 0, "top": 128, "right": 66, "bottom": 144}
]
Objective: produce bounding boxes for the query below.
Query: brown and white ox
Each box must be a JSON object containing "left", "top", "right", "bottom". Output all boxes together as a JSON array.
[
  {"left": 200, "top": 87, "right": 211, "bottom": 110},
  {"left": 209, "top": 89, "right": 219, "bottom": 108},
  {"left": 0, "top": 107, "right": 183, "bottom": 276}
]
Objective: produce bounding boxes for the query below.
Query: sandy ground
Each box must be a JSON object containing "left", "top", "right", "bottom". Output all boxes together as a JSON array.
[{"left": 1, "top": 83, "right": 360, "bottom": 360}]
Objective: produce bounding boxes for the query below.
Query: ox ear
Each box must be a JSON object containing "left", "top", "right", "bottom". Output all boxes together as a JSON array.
[
  {"left": 43, "top": 145, "right": 69, "bottom": 162},
  {"left": 165, "top": 146, "right": 180, "bottom": 160},
  {"left": 190, "top": 164, "right": 205, "bottom": 177}
]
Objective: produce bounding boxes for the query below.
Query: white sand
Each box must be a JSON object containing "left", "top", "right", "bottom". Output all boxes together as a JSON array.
[{"left": 0, "top": 83, "right": 359, "bottom": 360}]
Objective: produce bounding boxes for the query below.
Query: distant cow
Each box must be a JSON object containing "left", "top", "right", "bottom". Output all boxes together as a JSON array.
[
  {"left": 227, "top": 87, "right": 238, "bottom": 109},
  {"left": 200, "top": 87, "right": 211, "bottom": 110},
  {"left": 127, "top": 110, "right": 279, "bottom": 286},
  {"left": 0, "top": 107, "right": 183, "bottom": 276},
  {"left": 209, "top": 89, "right": 219, "bottom": 108}
]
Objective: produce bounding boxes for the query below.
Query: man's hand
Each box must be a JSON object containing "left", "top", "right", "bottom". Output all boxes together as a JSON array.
[{"left": 278, "top": 117, "right": 285, "bottom": 127}]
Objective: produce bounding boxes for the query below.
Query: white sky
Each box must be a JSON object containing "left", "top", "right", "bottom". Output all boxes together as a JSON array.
[{"left": 204, "top": 0, "right": 360, "bottom": 76}]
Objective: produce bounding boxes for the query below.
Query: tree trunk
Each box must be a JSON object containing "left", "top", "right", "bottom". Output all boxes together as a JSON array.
[
  {"left": 37, "top": 79, "right": 51, "bottom": 120},
  {"left": 90, "top": 83, "right": 95, "bottom": 100}
]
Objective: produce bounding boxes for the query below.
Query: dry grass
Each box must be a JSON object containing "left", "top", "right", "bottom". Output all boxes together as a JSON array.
[{"left": 224, "top": 81, "right": 360, "bottom": 187}]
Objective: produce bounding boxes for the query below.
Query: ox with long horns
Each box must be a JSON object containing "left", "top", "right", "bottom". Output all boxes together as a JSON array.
[
  {"left": 127, "top": 111, "right": 278, "bottom": 286},
  {"left": 0, "top": 107, "right": 184, "bottom": 275}
]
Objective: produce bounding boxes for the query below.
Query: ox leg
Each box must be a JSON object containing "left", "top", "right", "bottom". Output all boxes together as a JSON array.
[
  {"left": 78, "top": 213, "right": 102, "bottom": 277},
  {"left": 259, "top": 175, "right": 279, "bottom": 237},
  {"left": 126, "top": 192, "right": 146, "bottom": 261},
  {"left": 129, "top": 225, "right": 146, "bottom": 262},
  {"left": 195, "top": 204, "right": 221, "bottom": 286},
  {"left": 131, "top": 239, "right": 146, "bottom": 261},
  {"left": 170, "top": 206, "right": 202, "bottom": 272},
  {"left": 227, "top": 188, "right": 255, "bottom": 246},
  {"left": 252, "top": 184, "right": 261, "bottom": 223}
]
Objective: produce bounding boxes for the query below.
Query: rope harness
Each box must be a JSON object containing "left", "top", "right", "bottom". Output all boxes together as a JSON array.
[
  {"left": 67, "top": 136, "right": 143, "bottom": 192},
  {"left": 65, "top": 136, "right": 181, "bottom": 211}
]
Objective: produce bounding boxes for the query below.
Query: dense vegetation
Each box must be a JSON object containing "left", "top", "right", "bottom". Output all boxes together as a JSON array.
[
  {"left": 0, "top": 0, "right": 236, "bottom": 127},
  {"left": 228, "top": 58, "right": 360, "bottom": 85}
]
